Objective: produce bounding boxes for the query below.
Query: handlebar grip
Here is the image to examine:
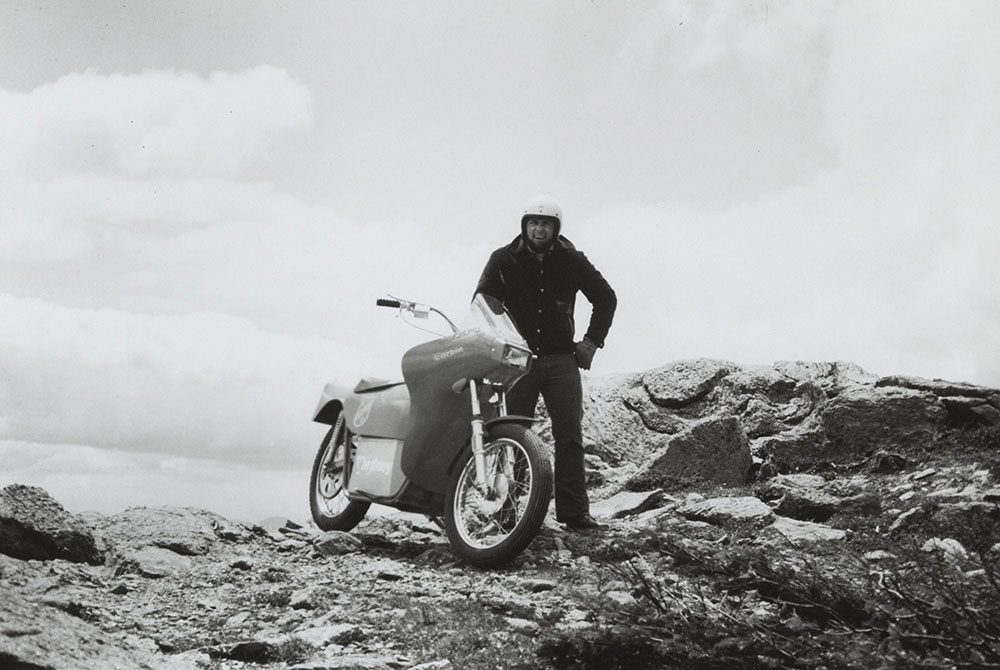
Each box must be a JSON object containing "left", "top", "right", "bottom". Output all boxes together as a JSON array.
[{"left": 377, "top": 298, "right": 401, "bottom": 308}]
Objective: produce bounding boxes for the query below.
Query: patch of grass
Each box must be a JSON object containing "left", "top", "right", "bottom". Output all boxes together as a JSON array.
[
  {"left": 261, "top": 566, "right": 291, "bottom": 583},
  {"left": 273, "top": 636, "right": 315, "bottom": 664},
  {"left": 258, "top": 588, "right": 293, "bottom": 608},
  {"left": 370, "top": 595, "right": 541, "bottom": 669},
  {"left": 580, "top": 522, "right": 1000, "bottom": 670},
  {"left": 537, "top": 629, "right": 669, "bottom": 670},
  {"left": 539, "top": 421, "right": 1000, "bottom": 670},
  {"left": 864, "top": 424, "right": 1000, "bottom": 480},
  {"left": 233, "top": 586, "right": 293, "bottom": 610}
]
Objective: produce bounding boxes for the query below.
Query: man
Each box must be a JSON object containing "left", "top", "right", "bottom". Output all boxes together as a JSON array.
[{"left": 476, "top": 195, "right": 617, "bottom": 530}]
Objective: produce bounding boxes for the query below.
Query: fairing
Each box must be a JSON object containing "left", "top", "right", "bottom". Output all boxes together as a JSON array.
[
  {"left": 400, "top": 295, "right": 531, "bottom": 493},
  {"left": 342, "top": 383, "right": 410, "bottom": 438},
  {"left": 315, "top": 295, "right": 532, "bottom": 497}
]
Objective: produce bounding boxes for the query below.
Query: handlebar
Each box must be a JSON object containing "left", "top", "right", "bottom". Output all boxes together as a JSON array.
[{"left": 376, "top": 295, "right": 458, "bottom": 333}]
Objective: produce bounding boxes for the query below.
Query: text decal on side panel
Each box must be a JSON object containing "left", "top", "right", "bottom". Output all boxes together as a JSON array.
[{"left": 347, "top": 438, "right": 406, "bottom": 498}]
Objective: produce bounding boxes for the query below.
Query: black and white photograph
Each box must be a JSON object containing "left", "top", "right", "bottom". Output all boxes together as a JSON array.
[{"left": 2, "top": 2, "right": 999, "bottom": 668}]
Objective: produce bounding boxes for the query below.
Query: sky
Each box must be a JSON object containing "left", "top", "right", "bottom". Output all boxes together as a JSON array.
[{"left": 2, "top": 1, "right": 998, "bottom": 523}]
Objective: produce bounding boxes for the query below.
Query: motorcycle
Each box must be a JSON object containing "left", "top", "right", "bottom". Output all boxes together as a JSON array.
[{"left": 308, "top": 293, "right": 553, "bottom": 567}]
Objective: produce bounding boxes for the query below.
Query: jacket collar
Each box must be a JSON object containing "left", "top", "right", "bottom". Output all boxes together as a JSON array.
[{"left": 507, "top": 234, "right": 576, "bottom": 257}]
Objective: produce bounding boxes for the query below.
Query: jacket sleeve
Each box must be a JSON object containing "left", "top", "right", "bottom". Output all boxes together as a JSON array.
[
  {"left": 576, "top": 252, "right": 617, "bottom": 348},
  {"left": 475, "top": 249, "right": 507, "bottom": 302}
]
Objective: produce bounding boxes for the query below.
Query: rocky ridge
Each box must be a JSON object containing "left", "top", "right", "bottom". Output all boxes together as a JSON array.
[
  {"left": 573, "top": 358, "right": 1000, "bottom": 490},
  {"left": 2, "top": 358, "right": 999, "bottom": 670}
]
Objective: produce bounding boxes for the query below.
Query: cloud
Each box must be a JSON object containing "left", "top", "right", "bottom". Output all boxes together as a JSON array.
[
  {"left": 3, "top": 6, "right": 1000, "bottom": 529},
  {"left": 0, "top": 65, "right": 312, "bottom": 179},
  {"left": 0, "top": 65, "right": 312, "bottom": 263},
  {"left": 0, "top": 64, "right": 481, "bottom": 345},
  {"left": 564, "top": 1, "right": 836, "bottom": 209},
  {"left": 621, "top": 1, "right": 831, "bottom": 74},
  {"left": 0, "top": 293, "right": 371, "bottom": 466},
  {"left": 0, "top": 4, "right": 997, "bottom": 533},
  {"left": 0, "top": 440, "right": 311, "bottom": 522},
  {"left": 584, "top": 2, "right": 1000, "bottom": 387},
  {"left": 0, "top": 65, "right": 491, "bottom": 484}
]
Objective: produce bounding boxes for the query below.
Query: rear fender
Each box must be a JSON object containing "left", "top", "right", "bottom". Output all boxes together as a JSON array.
[{"left": 313, "top": 384, "right": 344, "bottom": 425}]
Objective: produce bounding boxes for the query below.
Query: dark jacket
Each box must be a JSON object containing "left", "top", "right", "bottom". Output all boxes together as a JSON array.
[{"left": 476, "top": 235, "right": 617, "bottom": 355}]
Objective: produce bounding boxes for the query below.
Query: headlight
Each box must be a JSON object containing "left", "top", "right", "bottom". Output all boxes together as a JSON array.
[{"left": 501, "top": 344, "right": 532, "bottom": 370}]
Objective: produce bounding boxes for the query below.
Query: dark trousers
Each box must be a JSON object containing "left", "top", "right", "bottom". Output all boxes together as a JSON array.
[{"left": 506, "top": 353, "right": 589, "bottom": 521}]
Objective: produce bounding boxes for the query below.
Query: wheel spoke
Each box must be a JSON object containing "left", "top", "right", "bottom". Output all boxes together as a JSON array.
[
  {"left": 452, "top": 438, "right": 536, "bottom": 549},
  {"left": 316, "top": 425, "right": 350, "bottom": 515},
  {"left": 310, "top": 418, "right": 370, "bottom": 532}
]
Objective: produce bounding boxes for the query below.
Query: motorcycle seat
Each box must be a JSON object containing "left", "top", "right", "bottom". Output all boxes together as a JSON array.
[{"left": 353, "top": 377, "right": 405, "bottom": 393}]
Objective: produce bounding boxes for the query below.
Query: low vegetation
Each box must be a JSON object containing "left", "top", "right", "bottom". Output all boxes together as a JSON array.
[{"left": 536, "top": 425, "right": 1000, "bottom": 670}]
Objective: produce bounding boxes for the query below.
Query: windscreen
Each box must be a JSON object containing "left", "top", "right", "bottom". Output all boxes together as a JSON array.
[{"left": 465, "top": 293, "right": 525, "bottom": 344}]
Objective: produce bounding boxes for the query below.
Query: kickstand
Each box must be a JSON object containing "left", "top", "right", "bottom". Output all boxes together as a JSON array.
[{"left": 425, "top": 515, "right": 445, "bottom": 531}]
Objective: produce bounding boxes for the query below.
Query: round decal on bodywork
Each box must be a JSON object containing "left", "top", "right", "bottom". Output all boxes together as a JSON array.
[{"left": 354, "top": 394, "right": 376, "bottom": 428}]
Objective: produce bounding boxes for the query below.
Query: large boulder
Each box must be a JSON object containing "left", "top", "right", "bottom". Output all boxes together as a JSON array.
[
  {"left": 620, "top": 382, "right": 690, "bottom": 436},
  {"left": 94, "top": 506, "right": 252, "bottom": 557},
  {"left": 590, "top": 490, "right": 667, "bottom": 520},
  {"left": 876, "top": 375, "right": 1000, "bottom": 399},
  {"left": 821, "top": 386, "right": 948, "bottom": 460},
  {"left": 0, "top": 484, "right": 103, "bottom": 565},
  {"left": 642, "top": 359, "right": 739, "bottom": 409},
  {"left": 774, "top": 360, "right": 879, "bottom": 390},
  {"left": 757, "top": 516, "right": 848, "bottom": 547},
  {"left": 757, "top": 428, "right": 828, "bottom": 472},
  {"left": 755, "top": 474, "right": 881, "bottom": 522},
  {"left": 0, "top": 589, "right": 194, "bottom": 669},
  {"left": 633, "top": 416, "right": 753, "bottom": 488},
  {"left": 876, "top": 375, "right": 1000, "bottom": 428},
  {"left": 115, "top": 545, "right": 194, "bottom": 578},
  {"left": 581, "top": 373, "right": 663, "bottom": 466},
  {"left": 550, "top": 358, "right": 999, "bottom": 496},
  {"left": 581, "top": 359, "right": 1000, "bottom": 489},
  {"left": 677, "top": 496, "right": 775, "bottom": 529},
  {"left": 938, "top": 396, "right": 1000, "bottom": 427}
]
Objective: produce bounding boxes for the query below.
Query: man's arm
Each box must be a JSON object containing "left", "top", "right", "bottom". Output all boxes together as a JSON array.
[
  {"left": 576, "top": 252, "right": 617, "bottom": 348},
  {"left": 475, "top": 249, "right": 507, "bottom": 302}
]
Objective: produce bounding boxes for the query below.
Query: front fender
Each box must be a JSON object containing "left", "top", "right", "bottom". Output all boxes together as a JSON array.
[
  {"left": 444, "top": 415, "right": 538, "bottom": 479},
  {"left": 313, "top": 383, "right": 344, "bottom": 425},
  {"left": 485, "top": 415, "right": 536, "bottom": 432}
]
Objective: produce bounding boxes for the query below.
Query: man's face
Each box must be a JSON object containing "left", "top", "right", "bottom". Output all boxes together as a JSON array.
[{"left": 524, "top": 217, "right": 557, "bottom": 251}]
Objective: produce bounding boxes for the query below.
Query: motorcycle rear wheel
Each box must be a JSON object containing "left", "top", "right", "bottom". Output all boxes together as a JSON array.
[
  {"left": 444, "top": 423, "right": 553, "bottom": 568},
  {"left": 309, "top": 416, "right": 370, "bottom": 531}
]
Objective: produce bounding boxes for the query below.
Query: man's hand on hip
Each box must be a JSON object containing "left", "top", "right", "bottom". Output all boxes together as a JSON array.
[{"left": 574, "top": 338, "right": 598, "bottom": 370}]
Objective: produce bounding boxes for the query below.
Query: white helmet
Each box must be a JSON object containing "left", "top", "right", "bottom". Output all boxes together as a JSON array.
[
  {"left": 521, "top": 194, "right": 562, "bottom": 225},
  {"left": 521, "top": 194, "right": 563, "bottom": 245}
]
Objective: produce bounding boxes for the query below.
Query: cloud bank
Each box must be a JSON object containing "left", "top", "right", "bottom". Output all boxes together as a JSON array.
[
  {"left": 0, "top": 64, "right": 484, "bottom": 516},
  {"left": 579, "top": 1, "right": 1000, "bottom": 385},
  {"left": 0, "top": 293, "right": 369, "bottom": 465},
  {"left": 2, "top": 3, "right": 998, "bottom": 520}
]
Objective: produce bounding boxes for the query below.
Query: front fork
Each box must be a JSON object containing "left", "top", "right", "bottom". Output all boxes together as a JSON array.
[{"left": 468, "top": 379, "right": 508, "bottom": 496}]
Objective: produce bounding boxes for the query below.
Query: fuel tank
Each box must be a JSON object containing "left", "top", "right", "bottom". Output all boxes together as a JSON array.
[{"left": 342, "top": 382, "right": 410, "bottom": 439}]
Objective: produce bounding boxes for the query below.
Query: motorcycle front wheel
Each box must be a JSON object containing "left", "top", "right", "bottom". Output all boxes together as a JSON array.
[
  {"left": 444, "top": 423, "right": 553, "bottom": 568},
  {"left": 309, "top": 416, "right": 370, "bottom": 531}
]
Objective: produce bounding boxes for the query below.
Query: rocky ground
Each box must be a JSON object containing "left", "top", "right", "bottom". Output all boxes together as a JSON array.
[{"left": 3, "top": 358, "right": 1000, "bottom": 670}]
